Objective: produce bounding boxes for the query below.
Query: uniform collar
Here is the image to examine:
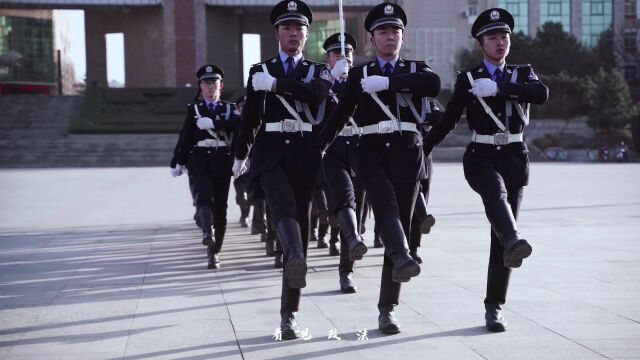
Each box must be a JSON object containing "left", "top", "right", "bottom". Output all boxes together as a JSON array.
[
  {"left": 483, "top": 59, "right": 506, "bottom": 78},
  {"left": 279, "top": 51, "right": 304, "bottom": 66},
  {"left": 377, "top": 55, "right": 399, "bottom": 70},
  {"left": 202, "top": 98, "right": 219, "bottom": 108}
]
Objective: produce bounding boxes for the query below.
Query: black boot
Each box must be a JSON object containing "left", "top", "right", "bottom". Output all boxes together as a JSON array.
[
  {"left": 329, "top": 226, "right": 340, "bottom": 256},
  {"left": 335, "top": 208, "right": 368, "bottom": 261},
  {"left": 194, "top": 212, "right": 202, "bottom": 228},
  {"left": 317, "top": 222, "right": 329, "bottom": 248},
  {"left": 309, "top": 213, "right": 319, "bottom": 242},
  {"left": 252, "top": 200, "right": 267, "bottom": 237},
  {"left": 378, "top": 304, "right": 401, "bottom": 334},
  {"left": 274, "top": 235, "right": 284, "bottom": 268},
  {"left": 485, "top": 263, "right": 511, "bottom": 332},
  {"left": 409, "top": 247, "right": 423, "bottom": 264},
  {"left": 485, "top": 199, "right": 532, "bottom": 268},
  {"left": 277, "top": 218, "right": 307, "bottom": 288},
  {"left": 377, "top": 218, "right": 420, "bottom": 283},
  {"left": 265, "top": 235, "right": 276, "bottom": 257},
  {"left": 207, "top": 247, "right": 220, "bottom": 269},
  {"left": 280, "top": 312, "right": 302, "bottom": 340},
  {"left": 239, "top": 203, "right": 250, "bottom": 228},
  {"left": 340, "top": 272, "right": 356, "bottom": 293},
  {"left": 373, "top": 232, "right": 383, "bottom": 248},
  {"left": 414, "top": 192, "right": 436, "bottom": 234},
  {"left": 198, "top": 206, "right": 215, "bottom": 247}
]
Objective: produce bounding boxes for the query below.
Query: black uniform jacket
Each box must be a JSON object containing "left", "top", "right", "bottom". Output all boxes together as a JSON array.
[
  {"left": 423, "top": 62, "right": 549, "bottom": 186},
  {"left": 174, "top": 100, "right": 240, "bottom": 167},
  {"left": 320, "top": 58, "right": 441, "bottom": 182},
  {"left": 234, "top": 56, "right": 332, "bottom": 186},
  {"left": 321, "top": 80, "right": 359, "bottom": 174}
]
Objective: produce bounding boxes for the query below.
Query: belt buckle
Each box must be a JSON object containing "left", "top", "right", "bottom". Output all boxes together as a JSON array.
[
  {"left": 282, "top": 119, "right": 296, "bottom": 132},
  {"left": 494, "top": 133, "right": 508, "bottom": 145},
  {"left": 205, "top": 139, "right": 216, "bottom": 147},
  {"left": 378, "top": 121, "right": 394, "bottom": 134},
  {"left": 342, "top": 127, "right": 353, "bottom": 137}
]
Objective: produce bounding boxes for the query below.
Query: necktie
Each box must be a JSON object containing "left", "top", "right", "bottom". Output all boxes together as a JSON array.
[
  {"left": 208, "top": 102, "right": 214, "bottom": 112},
  {"left": 383, "top": 62, "right": 393, "bottom": 76},
  {"left": 286, "top": 57, "right": 296, "bottom": 79},
  {"left": 494, "top": 68, "right": 503, "bottom": 82}
]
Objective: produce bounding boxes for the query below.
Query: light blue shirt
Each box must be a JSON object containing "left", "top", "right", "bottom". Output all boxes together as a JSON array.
[
  {"left": 203, "top": 98, "right": 219, "bottom": 110},
  {"left": 280, "top": 51, "right": 303, "bottom": 73},
  {"left": 377, "top": 56, "right": 399, "bottom": 73},
  {"left": 483, "top": 59, "right": 506, "bottom": 81}
]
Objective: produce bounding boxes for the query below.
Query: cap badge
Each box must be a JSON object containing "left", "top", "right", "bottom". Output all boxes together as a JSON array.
[
  {"left": 384, "top": 4, "right": 394, "bottom": 15},
  {"left": 490, "top": 10, "right": 500, "bottom": 21},
  {"left": 205, "top": 66, "right": 213, "bottom": 72},
  {"left": 288, "top": 1, "right": 297, "bottom": 11}
]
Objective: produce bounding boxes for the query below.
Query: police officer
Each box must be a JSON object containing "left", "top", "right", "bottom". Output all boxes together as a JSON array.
[
  {"left": 232, "top": 0, "right": 334, "bottom": 340},
  {"left": 423, "top": 8, "right": 549, "bottom": 332},
  {"left": 320, "top": 2, "right": 441, "bottom": 334},
  {"left": 320, "top": 32, "right": 369, "bottom": 293},
  {"left": 172, "top": 65, "right": 240, "bottom": 270}
]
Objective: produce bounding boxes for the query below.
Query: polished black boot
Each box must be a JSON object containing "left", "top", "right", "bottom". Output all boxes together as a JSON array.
[
  {"left": 252, "top": 200, "right": 267, "bottom": 237},
  {"left": 309, "top": 213, "right": 319, "bottom": 242},
  {"left": 485, "top": 263, "right": 511, "bottom": 332},
  {"left": 239, "top": 203, "right": 250, "bottom": 228},
  {"left": 328, "top": 226, "right": 340, "bottom": 256},
  {"left": 198, "top": 206, "right": 215, "bottom": 247},
  {"left": 409, "top": 247, "right": 423, "bottom": 264},
  {"left": 277, "top": 218, "right": 307, "bottom": 288},
  {"left": 339, "top": 272, "right": 356, "bottom": 293},
  {"left": 485, "top": 199, "right": 532, "bottom": 268},
  {"left": 209, "top": 227, "right": 224, "bottom": 269},
  {"left": 280, "top": 311, "right": 302, "bottom": 340},
  {"left": 378, "top": 304, "right": 401, "bottom": 334},
  {"left": 335, "top": 208, "right": 368, "bottom": 261},
  {"left": 207, "top": 247, "right": 220, "bottom": 269},
  {"left": 274, "top": 236, "right": 284, "bottom": 268},
  {"left": 317, "top": 222, "right": 329, "bottom": 248},
  {"left": 414, "top": 192, "right": 436, "bottom": 234},
  {"left": 265, "top": 235, "right": 276, "bottom": 257},
  {"left": 378, "top": 218, "right": 420, "bottom": 282}
]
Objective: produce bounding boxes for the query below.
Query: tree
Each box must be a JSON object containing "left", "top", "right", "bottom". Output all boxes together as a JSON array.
[{"left": 586, "top": 68, "right": 637, "bottom": 133}]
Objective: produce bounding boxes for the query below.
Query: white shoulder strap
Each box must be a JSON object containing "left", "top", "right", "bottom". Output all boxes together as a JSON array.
[
  {"left": 466, "top": 71, "right": 506, "bottom": 132},
  {"left": 296, "top": 64, "right": 325, "bottom": 125},
  {"left": 363, "top": 65, "right": 400, "bottom": 126},
  {"left": 193, "top": 103, "right": 219, "bottom": 139},
  {"left": 261, "top": 63, "right": 306, "bottom": 135}
]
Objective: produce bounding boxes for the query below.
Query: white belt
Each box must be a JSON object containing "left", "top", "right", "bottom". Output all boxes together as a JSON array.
[
  {"left": 265, "top": 119, "right": 313, "bottom": 133},
  {"left": 338, "top": 126, "right": 359, "bottom": 137},
  {"left": 197, "top": 139, "right": 228, "bottom": 147},
  {"left": 360, "top": 121, "right": 419, "bottom": 136},
  {"left": 471, "top": 131, "right": 523, "bottom": 145}
]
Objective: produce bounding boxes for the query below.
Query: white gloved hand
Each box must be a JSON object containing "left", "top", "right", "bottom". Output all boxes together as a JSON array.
[
  {"left": 170, "top": 163, "right": 185, "bottom": 177},
  {"left": 196, "top": 117, "right": 214, "bottom": 130},
  {"left": 232, "top": 158, "right": 247, "bottom": 179},
  {"left": 360, "top": 75, "right": 390, "bottom": 94},
  {"left": 331, "top": 59, "right": 350, "bottom": 80},
  {"left": 469, "top": 78, "right": 498, "bottom": 97},
  {"left": 252, "top": 72, "right": 276, "bottom": 92}
]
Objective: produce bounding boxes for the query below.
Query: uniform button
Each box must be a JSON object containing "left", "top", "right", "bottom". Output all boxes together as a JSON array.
[
  {"left": 285, "top": 139, "right": 290, "bottom": 144},
  {"left": 497, "top": 113, "right": 502, "bottom": 117},
  {"left": 346, "top": 141, "right": 350, "bottom": 145},
  {"left": 207, "top": 150, "right": 211, "bottom": 154},
  {"left": 496, "top": 146, "right": 502, "bottom": 150},
  {"left": 385, "top": 143, "right": 390, "bottom": 147}
]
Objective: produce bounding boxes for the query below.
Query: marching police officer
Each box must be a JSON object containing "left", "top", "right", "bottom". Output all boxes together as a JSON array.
[
  {"left": 172, "top": 64, "right": 240, "bottom": 270},
  {"left": 423, "top": 8, "right": 549, "bottom": 332},
  {"left": 320, "top": 32, "right": 369, "bottom": 293},
  {"left": 232, "top": 0, "right": 334, "bottom": 340},
  {"left": 320, "top": 2, "right": 441, "bottom": 334}
]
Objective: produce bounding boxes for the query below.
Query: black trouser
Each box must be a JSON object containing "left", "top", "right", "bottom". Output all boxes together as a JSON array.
[
  {"left": 409, "top": 176, "right": 431, "bottom": 249},
  {"left": 189, "top": 147, "right": 232, "bottom": 252},
  {"left": 324, "top": 154, "right": 366, "bottom": 275},
  {"left": 466, "top": 164, "right": 523, "bottom": 306},
  {"left": 361, "top": 167, "right": 419, "bottom": 307},
  {"left": 259, "top": 166, "right": 315, "bottom": 313}
]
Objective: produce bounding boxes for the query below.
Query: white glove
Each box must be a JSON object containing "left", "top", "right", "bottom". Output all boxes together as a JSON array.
[
  {"left": 170, "top": 164, "right": 185, "bottom": 177},
  {"left": 469, "top": 78, "right": 498, "bottom": 97},
  {"left": 360, "top": 75, "right": 389, "bottom": 94},
  {"left": 252, "top": 72, "right": 276, "bottom": 92},
  {"left": 232, "top": 158, "right": 248, "bottom": 179},
  {"left": 331, "top": 59, "right": 350, "bottom": 80},
  {"left": 196, "top": 117, "right": 214, "bottom": 130}
]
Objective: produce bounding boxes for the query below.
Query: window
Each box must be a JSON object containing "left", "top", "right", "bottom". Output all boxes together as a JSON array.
[
  {"left": 591, "top": 1, "right": 604, "bottom": 15},
  {"left": 468, "top": 0, "right": 478, "bottom": 16},
  {"left": 549, "top": 2, "right": 562, "bottom": 16},
  {"left": 498, "top": 0, "right": 529, "bottom": 34},
  {"left": 582, "top": 0, "right": 612, "bottom": 47},
  {"left": 242, "top": 34, "right": 260, "bottom": 87},
  {"left": 624, "top": 29, "right": 637, "bottom": 53},
  {"left": 625, "top": 0, "right": 637, "bottom": 17}
]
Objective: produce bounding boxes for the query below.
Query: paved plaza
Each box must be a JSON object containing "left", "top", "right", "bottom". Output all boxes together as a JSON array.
[{"left": 0, "top": 163, "right": 639, "bottom": 359}]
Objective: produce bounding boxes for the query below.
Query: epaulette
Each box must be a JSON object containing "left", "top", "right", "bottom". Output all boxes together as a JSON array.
[{"left": 508, "top": 64, "right": 532, "bottom": 68}]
